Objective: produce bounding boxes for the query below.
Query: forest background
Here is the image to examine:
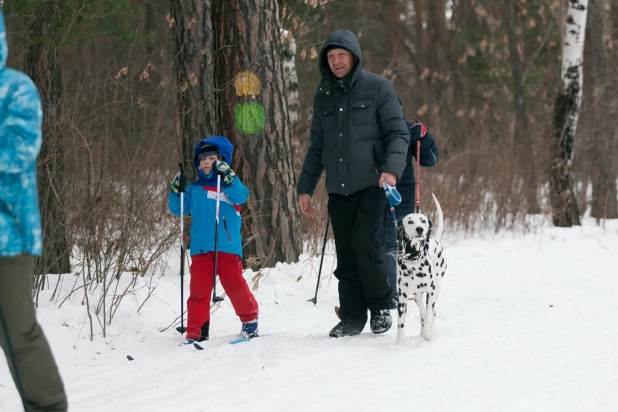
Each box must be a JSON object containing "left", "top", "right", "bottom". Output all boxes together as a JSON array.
[{"left": 2, "top": 0, "right": 616, "bottom": 302}]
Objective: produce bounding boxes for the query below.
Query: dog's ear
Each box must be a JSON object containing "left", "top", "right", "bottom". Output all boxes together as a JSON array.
[{"left": 426, "top": 219, "right": 433, "bottom": 241}]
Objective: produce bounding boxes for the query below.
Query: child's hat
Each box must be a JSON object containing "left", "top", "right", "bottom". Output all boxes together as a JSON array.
[{"left": 197, "top": 144, "right": 219, "bottom": 160}]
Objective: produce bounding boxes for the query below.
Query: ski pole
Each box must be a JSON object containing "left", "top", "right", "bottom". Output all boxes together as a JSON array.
[
  {"left": 308, "top": 218, "right": 330, "bottom": 305},
  {"left": 212, "top": 173, "right": 224, "bottom": 303},
  {"left": 176, "top": 163, "right": 187, "bottom": 334},
  {"left": 415, "top": 139, "right": 421, "bottom": 213}
]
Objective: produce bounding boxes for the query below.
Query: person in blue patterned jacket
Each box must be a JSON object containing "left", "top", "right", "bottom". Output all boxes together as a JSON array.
[
  {"left": 0, "top": 5, "right": 68, "bottom": 411},
  {"left": 168, "top": 136, "right": 259, "bottom": 344}
]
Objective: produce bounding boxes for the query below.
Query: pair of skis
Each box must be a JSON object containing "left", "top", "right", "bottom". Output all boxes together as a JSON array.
[
  {"left": 193, "top": 334, "right": 265, "bottom": 349},
  {"left": 186, "top": 332, "right": 274, "bottom": 350}
]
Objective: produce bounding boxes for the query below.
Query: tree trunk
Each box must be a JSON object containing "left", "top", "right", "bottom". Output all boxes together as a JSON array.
[
  {"left": 24, "top": 12, "right": 71, "bottom": 277},
  {"left": 549, "top": 0, "right": 588, "bottom": 227},
  {"left": 386, "top": 0, "right": 402, "bottom": 64},
  {"left": 213, "top": 0, "right": 302, "bottom": 269},
  {"left": 170, "top": 0, "right": 217, "bottom": 180},
  {"left": 586, "top": 0, "right": 618, "bottom": 220},
  {"left": 505, "top": 0, "right": 539, "bottom": 214},
  {"left": 412, "top": 0, "right": 425, "bottom": 69},
  {"left": 280, "top": 30, "right": 300, "bottom": 157}
]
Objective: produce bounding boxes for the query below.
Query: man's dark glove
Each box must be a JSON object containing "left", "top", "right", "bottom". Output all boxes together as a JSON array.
[
  {"left": 214, "top": 160, "right": 237, "bottom": 185},
  {"left": 170, "top": 172, "right": 188, "bottom": 193}
]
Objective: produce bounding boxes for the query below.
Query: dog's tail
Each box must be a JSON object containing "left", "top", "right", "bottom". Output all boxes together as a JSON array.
[{"left": 431, "top": 193, "right": 443, "bottom": 242}]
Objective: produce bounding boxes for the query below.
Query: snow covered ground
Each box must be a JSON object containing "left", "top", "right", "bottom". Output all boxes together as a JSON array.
[{"left": 1, "top": 217, "right": 618, "bottom": 411}]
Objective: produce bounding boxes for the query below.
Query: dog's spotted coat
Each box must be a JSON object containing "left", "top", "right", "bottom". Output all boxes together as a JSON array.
[{"left": 396, "top": 194, "right": 447, "bottom": 344}]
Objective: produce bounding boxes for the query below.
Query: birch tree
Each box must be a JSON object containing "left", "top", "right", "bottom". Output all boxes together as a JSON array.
[
  {"left": 549, "top": 0, "right": 588, "bottom": 227},
  {"left": 280, "top": 29, "right": 300, "bottom": 156}
]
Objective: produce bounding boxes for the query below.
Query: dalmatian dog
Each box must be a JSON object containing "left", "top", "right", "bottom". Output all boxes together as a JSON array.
[{"left": 396, "top": 193, "right": 446, "bottom": 344}]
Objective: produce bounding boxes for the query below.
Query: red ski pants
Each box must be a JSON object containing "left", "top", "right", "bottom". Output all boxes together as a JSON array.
[{"left": 186, "top": 251, "right": 259, "bottom": 340}]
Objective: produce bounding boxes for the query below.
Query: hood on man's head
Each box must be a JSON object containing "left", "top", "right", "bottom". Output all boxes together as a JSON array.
[
  {"left": 192, "top": 136, "right": 234, "bottom": 170},
  {"left": 319, "top": 30, "right": 362, "bottom": 79},
  {"left": 0, "top": 8, "right": 8, "bottom": 70}
]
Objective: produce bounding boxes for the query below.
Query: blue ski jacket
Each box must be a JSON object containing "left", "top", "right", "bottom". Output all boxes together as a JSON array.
[
  {"left": 168, "top": 136, "right": 249, "bottom": 257},
  {"left": 0, "top": 9, "right": 44, "bottom": 257}
]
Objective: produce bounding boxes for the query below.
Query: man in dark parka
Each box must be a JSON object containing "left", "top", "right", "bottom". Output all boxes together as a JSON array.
[{"left": 297, "top": 29, "right": 409, "bottom": 337}]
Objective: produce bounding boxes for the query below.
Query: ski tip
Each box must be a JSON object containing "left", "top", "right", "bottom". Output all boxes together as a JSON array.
[
  {"left": 229, "top": 332, "right": 275, "bottom": 345},
  {"left": 127, "top": 355, "right": 134, "bottom": 361},
  {"left": 193, "top": 343, "right": 204, "bottom": 350}
]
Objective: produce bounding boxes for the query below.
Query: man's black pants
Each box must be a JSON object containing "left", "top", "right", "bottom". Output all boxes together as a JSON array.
[{"left": 328, "top": 186, "right": 392, "bottom": 324}]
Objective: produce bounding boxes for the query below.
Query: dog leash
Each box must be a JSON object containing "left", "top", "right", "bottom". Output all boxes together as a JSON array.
[{"left": 383, "top": 181, "right": 401, "bottom": 225}]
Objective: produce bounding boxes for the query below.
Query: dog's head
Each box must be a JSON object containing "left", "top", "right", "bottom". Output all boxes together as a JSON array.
[
  {"left": 397, "top": 213, "right": 432, "bottom": 260},
  {"left": 401, "top": 213, "right": 432, "bottom": 242}
]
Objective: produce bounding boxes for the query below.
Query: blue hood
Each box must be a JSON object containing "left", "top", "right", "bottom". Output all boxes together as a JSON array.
[
  {"left": 192, "top": 136, "right": 235, "bottom": 181},
  {"left": 0, "top": 9, "right": 7, "bottom": 70}
]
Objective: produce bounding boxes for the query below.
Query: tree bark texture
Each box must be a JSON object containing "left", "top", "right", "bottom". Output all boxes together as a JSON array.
[
  {"left": 585, "top": 0, "right": 617, "bottom": 219},
  {"left": 24, "top": 12, "right": 71, "bottom": 276},
  {"left": 213, "top": 0, "right": 302, "bottom": 268},
  {"left": 550, "top": 0, "right": 588, "bottom": 227},
  {"left": 505, "top": 0, "right": 539, "bottom": 214},
  {"left": 171, "top": 0, "right": 217, "bottom": 180},
  {"left": 412, "top": 0, "right": 425, "bottom": 69}
]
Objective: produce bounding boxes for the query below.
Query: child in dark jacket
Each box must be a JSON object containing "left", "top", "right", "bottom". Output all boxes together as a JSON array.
[{"left": 168, "top": 136, "right": 259, "bottom": 343}]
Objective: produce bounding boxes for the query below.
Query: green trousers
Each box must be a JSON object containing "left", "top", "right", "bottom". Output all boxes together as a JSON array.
[{"left": 0, "top": 254, "right": 68, "bottom": 411}]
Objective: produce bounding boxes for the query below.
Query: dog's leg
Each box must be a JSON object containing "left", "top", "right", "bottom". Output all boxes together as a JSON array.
[
  {"left": 396, "top": 284, "right": 408, "bottom": 345},
  {"left": 422, "top": 292, "right": 437, "bottom": 341},
  {"left": 414, "top": 292, "right": 426, "bottom": 336}
]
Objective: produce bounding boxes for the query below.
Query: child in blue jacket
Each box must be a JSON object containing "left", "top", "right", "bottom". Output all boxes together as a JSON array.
[{"left": 168, "top": 136, "right": 258, "bottom": 343}]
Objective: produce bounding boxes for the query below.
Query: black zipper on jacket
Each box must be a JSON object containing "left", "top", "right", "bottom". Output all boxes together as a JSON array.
[
  {"left": 371, "top": 144, "right": 379, "bottom": 174},
  {"left": 222, "top": 216, "right": 232, "bottom": 242}
]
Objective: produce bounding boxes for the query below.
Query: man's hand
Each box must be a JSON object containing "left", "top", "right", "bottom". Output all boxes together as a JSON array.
[
  {"left": 379, "top": 172, "right": 396, "bottom": 188},
  {"left": 298, "top": 193, "right": 317, "bottom": 218}
]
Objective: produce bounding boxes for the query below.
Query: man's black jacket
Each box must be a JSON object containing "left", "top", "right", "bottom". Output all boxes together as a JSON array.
[{"left": 297, "top": 30, "right": 409, "bottom": 196}]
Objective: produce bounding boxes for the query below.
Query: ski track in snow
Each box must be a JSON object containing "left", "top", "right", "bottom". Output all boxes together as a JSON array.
[{"left": 1, "top": 218, "right": 618, "bottom": 411}]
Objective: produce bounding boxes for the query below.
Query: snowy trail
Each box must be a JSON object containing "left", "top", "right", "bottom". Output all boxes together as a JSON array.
[{"left": 2, "top": 219, "right": 618, "bottom": 411}]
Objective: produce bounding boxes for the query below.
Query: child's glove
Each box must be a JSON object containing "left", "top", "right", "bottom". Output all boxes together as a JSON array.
[
  {"left": 170, "top": 172, "right": 188, "bottom": 193},
  {"left": 214, "top": 160, "right": 237, "bottom": 185},
  {"left": 408, "top": 121, "right": 427, "bottom": 141}
]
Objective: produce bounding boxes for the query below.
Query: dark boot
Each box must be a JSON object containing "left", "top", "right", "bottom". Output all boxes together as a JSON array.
[
  {"left": 199, "top": 321, "right": 210, "bottom": 341},
  {"left": 370, "top": 309, "right": 392, "bottom": 334},
  {"left": 329, "top": 318, "right": 366, "bottom": 338}
]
